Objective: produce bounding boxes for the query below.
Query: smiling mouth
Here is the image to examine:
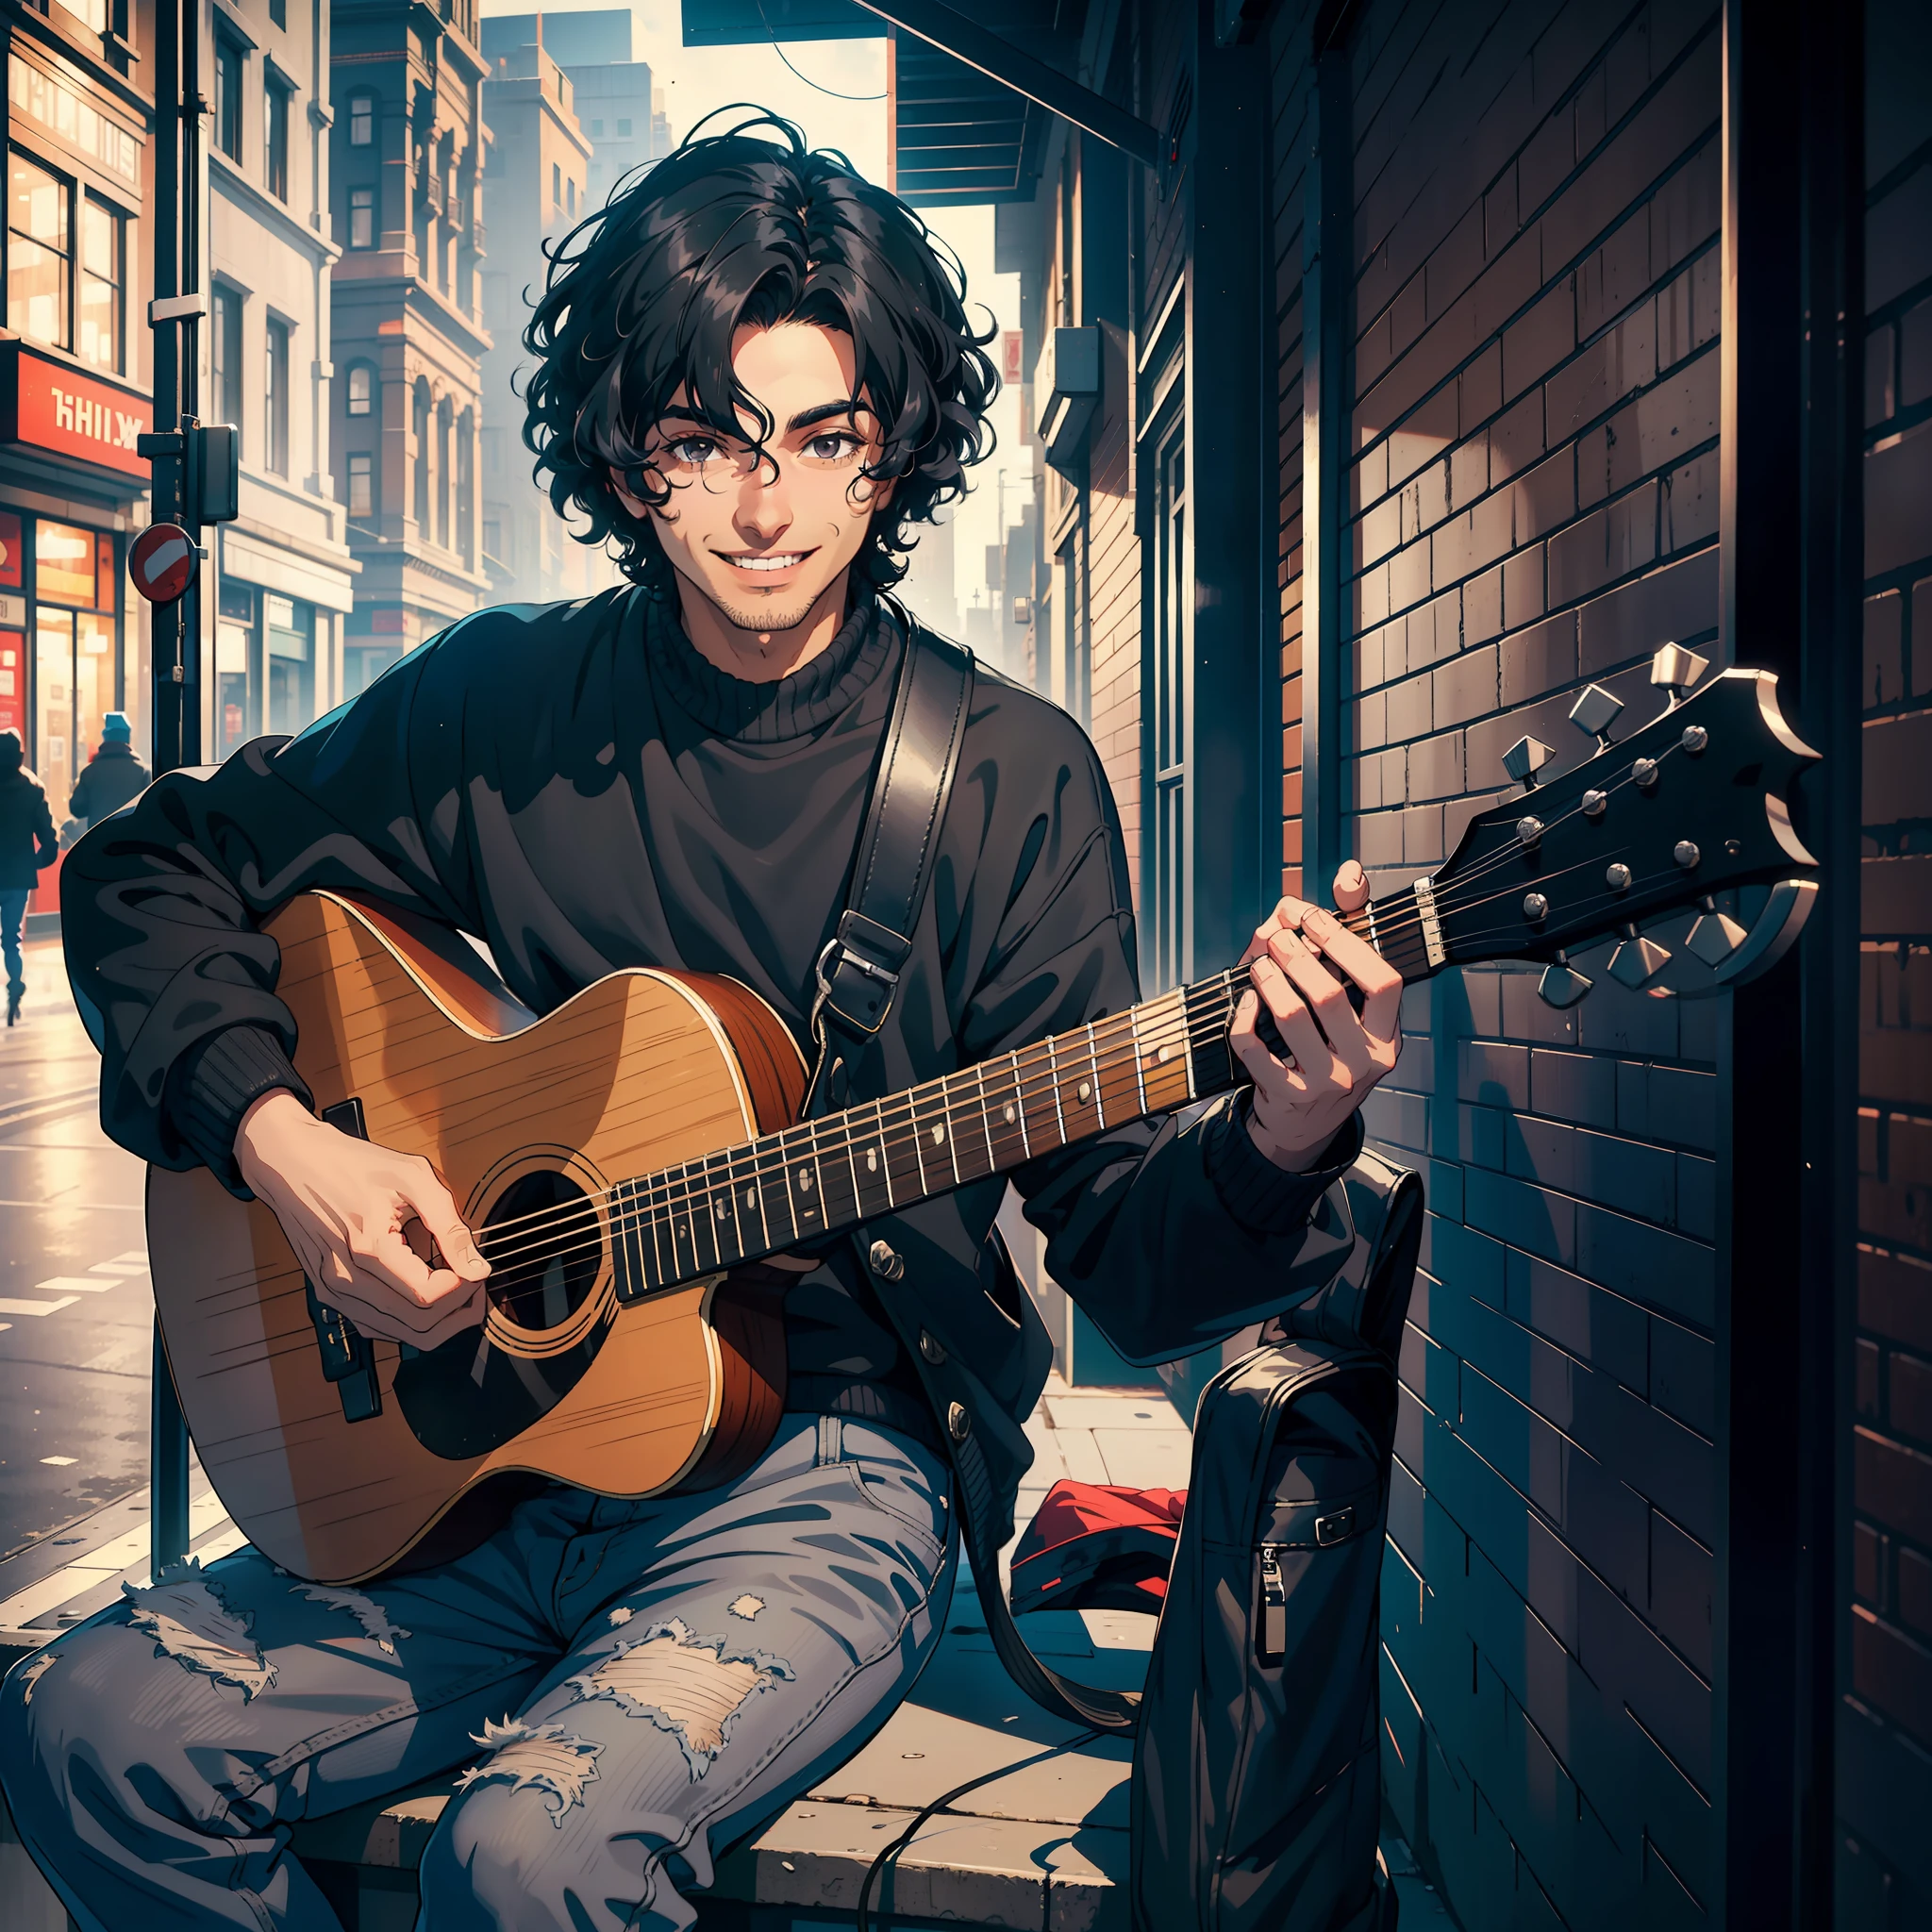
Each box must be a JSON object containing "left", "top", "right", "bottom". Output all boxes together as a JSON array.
[{"left": 718, "top": 550, "right": 814, "bottom": 574}]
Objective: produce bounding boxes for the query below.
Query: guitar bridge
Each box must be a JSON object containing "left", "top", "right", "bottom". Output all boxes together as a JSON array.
[{"left": 308, "top": 1097, "right": 382, "bottom": 1424}]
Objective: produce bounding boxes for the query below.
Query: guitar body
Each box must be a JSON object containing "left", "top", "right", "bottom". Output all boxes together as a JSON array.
[{"left": 146, "top": 891, "right": 808, "bottom": 1585}]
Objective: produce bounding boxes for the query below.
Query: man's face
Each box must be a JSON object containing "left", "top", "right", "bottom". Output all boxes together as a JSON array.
[{"left": 619, "top": 322, "right": 892, "bottom": 636}]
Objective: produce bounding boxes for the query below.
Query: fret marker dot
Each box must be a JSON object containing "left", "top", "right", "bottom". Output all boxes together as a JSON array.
[
  {"left": 866, "top": 1148, "right": 878, "bottom": 1173},
  {"left": 744, "top": 1190, "right": 758, "bottom": 1211},
  {"left": 800, "top": 1173, "right": 813, "bottom": 1191},
  {"left": 715, "top": 1200, "right": 728, "bottom": 1220},
  {"left": 931, "top": 1124, "right": 945, "bottom": 1144},
  {"left": 1156, "top": 1045, "right": 1171, "bottom": 1064},
  {"left": 1003, "top": 1104, "right": 1017, "bottom": 1124},
  {"left": 1076, "top": 1080, "right": 1091, "bottom": 1105}
]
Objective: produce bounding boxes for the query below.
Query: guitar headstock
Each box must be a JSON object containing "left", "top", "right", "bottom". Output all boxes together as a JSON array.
[{"left": 1420, "top": 651, "right": 1820, "bottom": 1002}]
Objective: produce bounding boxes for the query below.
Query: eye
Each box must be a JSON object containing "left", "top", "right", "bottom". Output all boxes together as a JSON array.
[
  {"left": 667, "top": 435, "right": 722, "bottom": 467},
  {"left": 805, "top": 430, "right": 863, "bottom": 462}
]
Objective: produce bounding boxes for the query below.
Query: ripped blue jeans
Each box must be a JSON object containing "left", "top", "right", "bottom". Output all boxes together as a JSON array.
[{"left": 0, "top": 1416, "right": 955, "bottom": 1931}]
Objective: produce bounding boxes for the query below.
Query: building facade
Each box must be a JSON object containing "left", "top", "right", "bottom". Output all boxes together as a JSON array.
[
  {"left": 0, "top": 0, "right": 157, "bottom": 908},
  {"left": 475, "top": 19, "right": 612, "bottom": 607},
  {"left": 328, "top": 0, "right": 491, "bottom": 692},
  {"left": 204, "top": 0, "right": 355, "bottom": 758}
]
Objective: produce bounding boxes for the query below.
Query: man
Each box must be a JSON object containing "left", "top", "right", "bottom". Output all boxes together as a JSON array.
[
  {"left": 1, "top": 117, "right": 1401, "bottom": 1930},
  {"left": 67, "top": 709, "right": 150, "bottom": 832},
  {"left": 0, "top": 726, "right": 58, "bottom": 1026}
]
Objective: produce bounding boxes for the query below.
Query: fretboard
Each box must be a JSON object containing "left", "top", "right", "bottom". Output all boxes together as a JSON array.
[
  {"left": 575, "top": 883, "right": 1445, "bottom": 1303},
  {"left": 1339, "top": 882, "right": 1442, "bottom": 981},
  {"left": 593, "top": 968, "right": 1248, "bottom": 1301}
]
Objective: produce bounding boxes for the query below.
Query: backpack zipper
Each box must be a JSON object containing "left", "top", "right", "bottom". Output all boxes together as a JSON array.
[{"left": 1257, "top": 1545, "right": 1287, "bottom": 1664}]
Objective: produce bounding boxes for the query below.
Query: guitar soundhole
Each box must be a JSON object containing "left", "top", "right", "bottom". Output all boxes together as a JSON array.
[
  {"left": 480, "top": 1171, "right": 600, "bottom": 1332},
  {"left": 391, "top": 1167, "right": 611, "bottom": 1461}
]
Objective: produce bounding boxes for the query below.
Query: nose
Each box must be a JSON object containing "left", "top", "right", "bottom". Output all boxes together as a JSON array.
[{"left": 734, "top": 458, "right": 793, "bottom": 548}]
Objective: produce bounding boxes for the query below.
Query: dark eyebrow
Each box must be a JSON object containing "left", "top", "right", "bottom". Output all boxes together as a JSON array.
[{"left": 786, "top": 398, "right": 872, "bottom": 432}]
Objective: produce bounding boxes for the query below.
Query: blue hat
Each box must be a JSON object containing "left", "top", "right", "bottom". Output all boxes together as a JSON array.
[{"left": 102, "top": 711, "right": 131, "bottom": 743}]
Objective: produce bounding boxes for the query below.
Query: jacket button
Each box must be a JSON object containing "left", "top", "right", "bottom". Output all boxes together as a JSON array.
[
  {"left": 868, "top": 1239, "right": 905, "bottom": 1282},
  {"left": 919, "top": 1328, "right": 947, "bottom": 1366},
  {"left": 947, "top": 1402, "right": 971, "bottom": 1442}
]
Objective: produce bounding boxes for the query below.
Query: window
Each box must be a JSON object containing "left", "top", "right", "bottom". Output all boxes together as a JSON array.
[
  {"left": 346, "top": 361, "right": 374, "bottom": 417},
  {"left": 215, "top": 42, "right": 242, "bottom": 162},
  {"left": 8, "top": 154, "right": 71, "bottom": 350},
  {"left": 412, "top": 380, "right": 430, "bottom": 527},
  {"left": 348, "top": 185, "right": 374, "bottom": 248},
  {"left": 266, "top": 593, "right": 312, "bottom": 735},
  {"left": 551, "top": 161, "right": 560, "bottom": 208},
  {"left": 265, "top": 76, "right": 291, "bottom": 202},
  {"left": 347, "top": 452, "right": 374, "bottom": 520},
  {"left": 589, "top": 119, "right": 603, "bottom": 137},
  {"left": 436, "top": 396, "right": 453, "bottom": 549},
  {"left": 264, "top": 318, "right": 290, "bottom": 476},
  {"left": 77, "top": 197, "right": 125, "bottom": 374},
  {"left": 269, "top": 0, "right": 286, "bottom": 26},
  {"left": 349, "top": 93, "right": 374, "bottom": 147},
  {"left": 566, "top": 175, "right": 575, "bottom": 217},
  {"left": 212, "top": 286, "right": 242, "bottom": 430},
  {"left": 458, "top": 410, "right": 475, "bottom": 566},
  {"left": 616, "top": 118, "right": 631, "bottom": 137}
]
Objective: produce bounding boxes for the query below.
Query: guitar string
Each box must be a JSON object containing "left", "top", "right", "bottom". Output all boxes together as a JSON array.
[
  {"left": 443, "top": 738, "right": 1709, "bottom": 1285},
  {"left": 463, "top": 995, "right": 1230, "bottom": 1278},
  {"left": 1324, "top": 734, "right": 1696, "bottom": 954},
  {"left": 468, "top": 1017, "right": 1222, "bottom": 1285},
  {"left": 463, "top": 730, "right": 1694, "bottom": 1259}
]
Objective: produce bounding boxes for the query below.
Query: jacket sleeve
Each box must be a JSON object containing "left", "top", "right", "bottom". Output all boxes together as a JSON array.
[
  {"left": 956, "top": 708, "right": 1358, "bottom": 1368},
  {"left": 33, "top": 786, "right": 58, "bottom": 869},
  {"left": 61, "top": 641, "right": 479, "bottom": 1190}
]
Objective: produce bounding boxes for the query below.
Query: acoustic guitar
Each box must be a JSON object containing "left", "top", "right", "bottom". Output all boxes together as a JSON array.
[{"left": 146, "top": 653, "right": 1820, "bottom": 1583}]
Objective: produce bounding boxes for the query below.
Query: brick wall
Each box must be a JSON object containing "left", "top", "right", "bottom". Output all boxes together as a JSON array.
[
  {"left": 1839, "top": 6, "right": 1932, "bottom": 1919},
  {"left": 1311, "top": 2, "right": 1728, "bottom": 1922}
]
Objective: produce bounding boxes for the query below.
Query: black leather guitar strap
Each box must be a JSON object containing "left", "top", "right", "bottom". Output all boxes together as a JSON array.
[
  {"left": 803, "top": 608, "right": 973, "bottom": 1113},
  {"left": 805, "top": 608, "right": 1142, "bottom": 1737}
]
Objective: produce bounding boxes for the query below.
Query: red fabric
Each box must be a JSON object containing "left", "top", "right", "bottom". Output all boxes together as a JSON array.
[{"left": 1009, "top": 1480, "right": 1188, "bottom": 1617}]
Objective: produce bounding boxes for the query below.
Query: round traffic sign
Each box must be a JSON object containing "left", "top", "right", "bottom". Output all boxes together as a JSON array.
[{"left": 129, "top": 523, "right": 198, "bottom": 604}]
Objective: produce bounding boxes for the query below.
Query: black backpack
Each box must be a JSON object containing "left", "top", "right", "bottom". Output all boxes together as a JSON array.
[{"left": 1130, "top": 1147, "right": 1424, "bottom": 1932}]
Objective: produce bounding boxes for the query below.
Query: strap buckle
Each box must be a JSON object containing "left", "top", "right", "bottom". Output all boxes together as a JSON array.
[{"left": 809, "top": 908, "right": 913, "bottom": 1041}]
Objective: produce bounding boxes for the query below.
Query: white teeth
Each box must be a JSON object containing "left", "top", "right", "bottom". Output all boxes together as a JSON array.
[{"left": 724, "top": 553, "right": 804, "bottom": 572}]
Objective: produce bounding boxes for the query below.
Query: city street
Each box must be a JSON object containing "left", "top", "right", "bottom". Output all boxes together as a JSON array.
[{"left": 0, "top": 935, "right": 153, "bottom": 1563}]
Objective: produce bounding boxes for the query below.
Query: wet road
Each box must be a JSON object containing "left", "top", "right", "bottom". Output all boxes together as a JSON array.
[{"left": 0, "top": 934, "right": 152, "bottom": 1560}]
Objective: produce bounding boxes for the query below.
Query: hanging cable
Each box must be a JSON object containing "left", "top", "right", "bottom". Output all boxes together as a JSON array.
[{"left": 757, "top": 0, "right": 887, "bottom": 100}]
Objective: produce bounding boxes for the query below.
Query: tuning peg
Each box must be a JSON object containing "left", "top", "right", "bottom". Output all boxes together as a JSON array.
[
  {"left": 1650, "top": 642, "right": 1710, "bottom": 708},
  {"left": 1607, "top": 925, "right": 1672, "bottom": 989},
  {"left": 1569, "top": 684, "right": 1624, "bottom": 752},
  {"left": 1537, "top": 952, "right": 1593, "bottom": 1009},
  {"left": 1685, "top": 896, "right": 1748, "bottom": 966},
  {"left": 1502, "top": 735, "right": 1556, "bottom": 790}
]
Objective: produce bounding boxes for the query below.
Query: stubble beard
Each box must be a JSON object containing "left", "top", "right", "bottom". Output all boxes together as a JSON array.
[{"left": 702, "top": 568, "right": 833, "bottom": 641}]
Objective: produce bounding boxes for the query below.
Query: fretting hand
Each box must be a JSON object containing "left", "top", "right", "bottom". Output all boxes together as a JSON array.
[{"left": 1229, "top": 860, "right": 1405, "bottom": 1173}]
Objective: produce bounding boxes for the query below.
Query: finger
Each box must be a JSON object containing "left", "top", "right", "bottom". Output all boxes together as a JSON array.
[
  {"left": 396, "top": 1164, "right": 491, "bottom": 1281},
  {"left": 337, "top": 1276, "right": 489, "bottom": 1351},
  {"left": 1265, "top": 930, "right": 1366, "bottom": 1065},
  {"left": 1249, "top": 953, "right": 1339, "bottom": 1076},
  {"left": 353, "top": 1225, "right": 474, "bottom": 1315},
  {"left": 1229, "top": 991, "right": 1308, "bottom": 1095},
  {"left": 1332, "top": 860, "right": 1370, "bottom": 911},
  {"left": 1300, "top": 906, "right": 1405, "bottom": 1042},
  {"left": 1240, "top": 895, "right": 1314, "bottom": 966}
]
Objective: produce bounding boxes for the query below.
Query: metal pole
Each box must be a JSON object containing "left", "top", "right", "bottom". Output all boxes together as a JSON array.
[{"left": 145, "top": 0, "right": 192, "bottom": 1577}]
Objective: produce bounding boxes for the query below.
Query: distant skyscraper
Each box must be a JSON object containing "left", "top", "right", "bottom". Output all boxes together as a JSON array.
[{"left": 485, "top": 11, "right": 669, "bottom": 212}]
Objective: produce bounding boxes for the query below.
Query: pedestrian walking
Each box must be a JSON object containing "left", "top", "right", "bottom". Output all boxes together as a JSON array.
[
  {"left": 0, "top": 728, "right": 58, "bottom": 1026},
  {"left": 67, "top": 711, "right": 148, "bottom": 831}
]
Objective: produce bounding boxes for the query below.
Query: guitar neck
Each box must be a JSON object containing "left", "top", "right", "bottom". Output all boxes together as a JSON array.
[
  {"left": 606, "top": 966, "right": 1256, "bottom": 1300},
  {"left": 1338, "top": 880, "right": 1446, "bottom": 982}
]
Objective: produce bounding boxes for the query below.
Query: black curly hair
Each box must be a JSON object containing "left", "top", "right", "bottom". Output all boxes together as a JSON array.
[{"left": 523, "top": 108, "right": 1000, "bottom": 595}]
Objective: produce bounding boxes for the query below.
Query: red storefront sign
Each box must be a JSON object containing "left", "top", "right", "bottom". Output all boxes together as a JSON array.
[{"left": 0, "top": 343, "right": 151, "bottom": 478}]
